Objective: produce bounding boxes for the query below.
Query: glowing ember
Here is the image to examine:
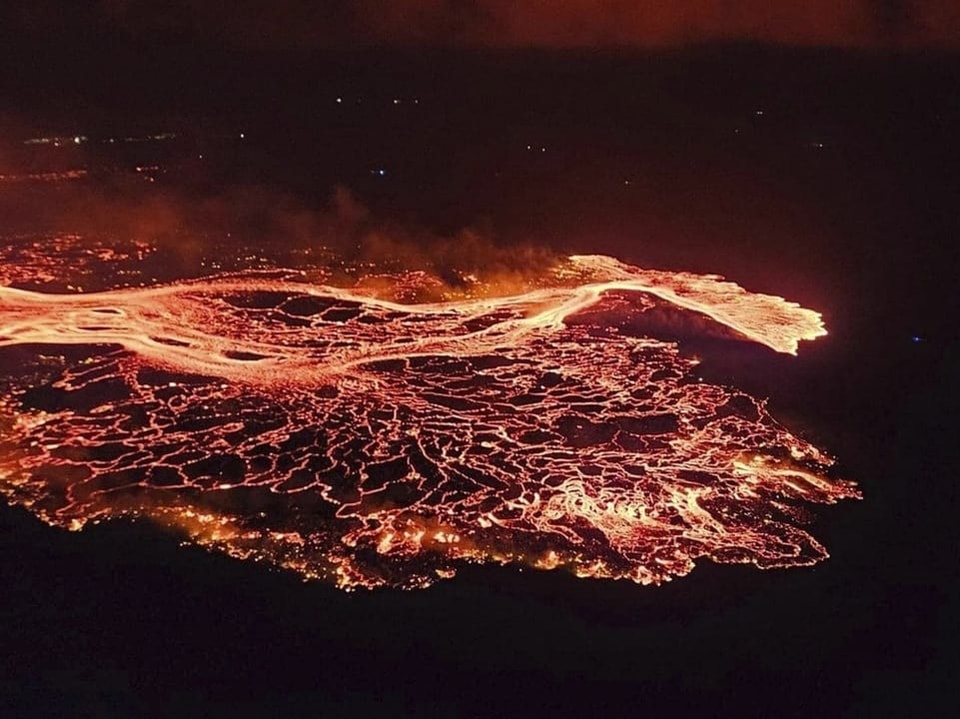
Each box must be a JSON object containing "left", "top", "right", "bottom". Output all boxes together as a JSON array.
[{"left": 0, "top": 237, "right": 858, "bottom": 589}]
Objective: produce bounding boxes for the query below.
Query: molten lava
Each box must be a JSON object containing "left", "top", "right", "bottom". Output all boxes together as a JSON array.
[{"left": 0, "top": 236, "right": 858, "bottom": 589}]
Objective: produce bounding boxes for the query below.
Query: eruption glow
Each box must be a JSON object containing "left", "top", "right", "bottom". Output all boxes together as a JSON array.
[{"left": 0, "top": 237, "right": 858, "bottom": 589}]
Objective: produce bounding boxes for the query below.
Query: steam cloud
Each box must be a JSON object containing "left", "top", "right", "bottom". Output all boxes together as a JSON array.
[{"left": 0, "top": 172, "right": 558, "bottom": 298}]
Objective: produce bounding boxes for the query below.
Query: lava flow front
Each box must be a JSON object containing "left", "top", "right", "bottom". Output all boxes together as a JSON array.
[{"left": 0, "top": 238, "right": 859, "bottom": 590}]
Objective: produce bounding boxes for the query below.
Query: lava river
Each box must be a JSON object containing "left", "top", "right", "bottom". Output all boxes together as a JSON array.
[{"left": 0, "top": 240, "right": 859, "bottom": 589}]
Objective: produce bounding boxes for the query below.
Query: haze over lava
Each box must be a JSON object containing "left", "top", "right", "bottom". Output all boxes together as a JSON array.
[{"left": 0, "top": 235, "right": 858, "bottom": 589}]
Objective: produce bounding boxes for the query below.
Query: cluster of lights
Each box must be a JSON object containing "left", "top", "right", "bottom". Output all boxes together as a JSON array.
[
  {"left": 335, "top": 97, "right": 421, "bottom": 105},
  {"left": 23, "top": 132, "right": 177, "bottom": 147}
]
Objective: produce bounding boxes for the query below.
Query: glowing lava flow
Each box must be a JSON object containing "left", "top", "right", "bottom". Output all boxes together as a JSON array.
[{"left": 0, "top": 246, "right": 858, "bottom": 589}]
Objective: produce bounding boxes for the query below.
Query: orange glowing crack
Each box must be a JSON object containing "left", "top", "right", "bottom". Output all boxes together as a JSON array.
[{"left": 0, "top": 245, "right": 858, "bottom": 590}]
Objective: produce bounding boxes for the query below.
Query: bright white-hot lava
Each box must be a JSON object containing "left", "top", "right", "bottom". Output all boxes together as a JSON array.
[{"left": 0, "top": 237, "right": 857, "bottom": 589}]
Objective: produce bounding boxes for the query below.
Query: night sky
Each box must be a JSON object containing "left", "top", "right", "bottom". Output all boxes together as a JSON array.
[
  {"left": 4, "top": 1, "right": 960, "bottom": 49},
  {"left": 1, "top": 2, "right": 959, "bottom": 718}
]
